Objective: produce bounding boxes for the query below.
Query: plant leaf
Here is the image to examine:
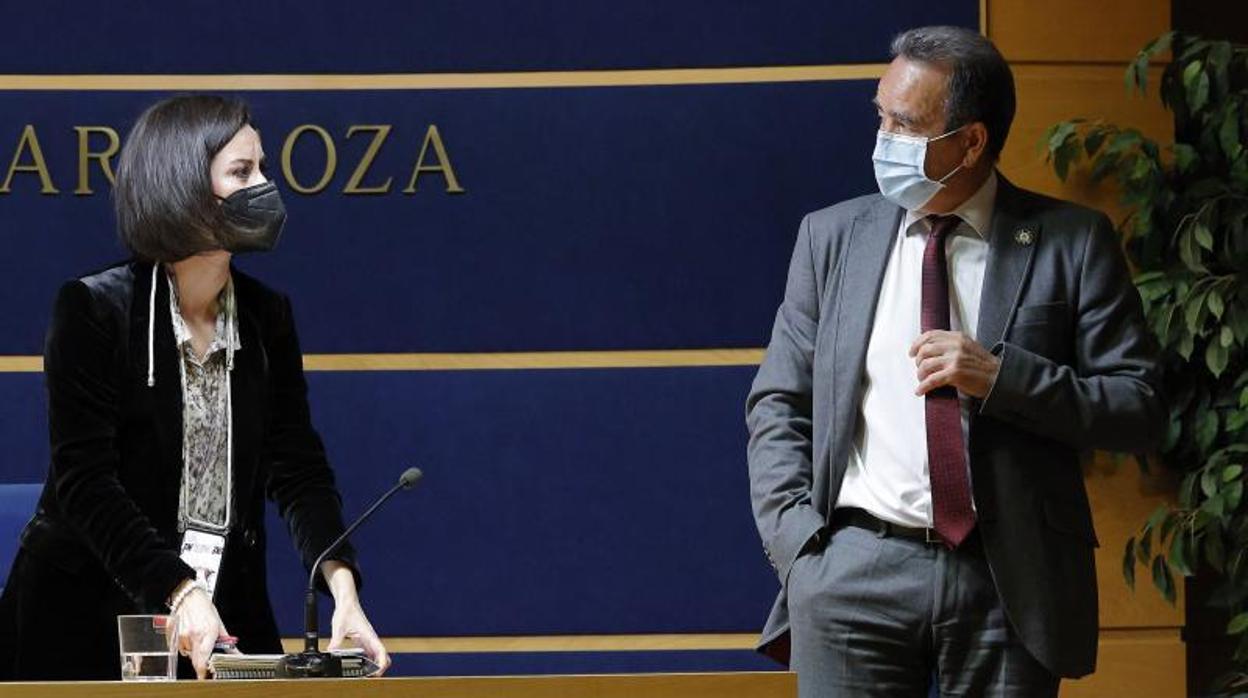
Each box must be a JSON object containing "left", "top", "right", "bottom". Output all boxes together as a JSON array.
[
  {"left": 1220, "top": 102, "right": 1243, "bottom": 161},
  {"left": 1084, "top": 126, "right": 1109, "bottom": 156},
  {"left": 1185, "top": 288, "right": 1211, "bottom": 331},
  {"left": 1138, "top": 527, "right": 1153, "bottom": 564},
  {"left": 1180, "top": 471, "right": 1200, "bottom": 508},
  {"left": 1152, "top": 554, "right": 1176, "bottom": 604},
  {"left": 1047, "top": 121, "right": 1078, "bottom": 153},
  {"left": 1145, "top": 504, "right": 1170, "bottom": 532},
  {"left": 1123, "top": 537, "right": 1137, "bottom": 589},
  {"left": 1226, "top": 481, "right": 1244, "bottom": 512},
  {"left": 1207, "top": 342, "right": 1229, "bottom": 378},
  {"left": 1207, "top": 41, "right": 1232, "bottom": 97},
  {"left": 1169, "top": 531, "right": 1192, "bottom": 576},
  {"left": 1195, "top": 222, "right": 1215, "bottom": 252},
  {"left": 1198, "top": 409, "right": 1220, "bottom": 453},
  {"left": 1204, "top": 467, "right": 1221, "bottom": 498},
  {"left": 1230, "top": 305, "right": 1248, "bottom": 344},
  {"left": 1205, "top": 492, "right": 1225, "bottom": 518},
  {"left": 1173, "top": 143, "right": 1200, "bottom": 174},
  {"left": 1179, "top": 331, "right": 1195, "bottom": 361},
  {"left": 1106, "top": 129, "right": 1143, "bottom": 154},
  {"left": 1182, "top": 60, "right": 1210, "bottom": 112},
  {"left": 1230, "top": 612, "right": 1248, "bottom": 636}
]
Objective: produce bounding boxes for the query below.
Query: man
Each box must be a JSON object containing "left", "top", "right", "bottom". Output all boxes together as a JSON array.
[{"left": 746, "top": 26, "right": 1164, "bottom": 697}]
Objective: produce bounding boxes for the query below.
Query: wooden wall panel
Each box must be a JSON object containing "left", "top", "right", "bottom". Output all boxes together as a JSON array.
[{"left": 989, "top": 0, "right": 1170, "bottom": 63}]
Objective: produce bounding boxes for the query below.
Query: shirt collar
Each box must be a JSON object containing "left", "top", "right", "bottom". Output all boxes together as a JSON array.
[{"left": 902, "top": 169, "right": 998, "bottom": 240}]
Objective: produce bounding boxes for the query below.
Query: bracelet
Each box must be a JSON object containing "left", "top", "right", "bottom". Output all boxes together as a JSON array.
[{"left": 168, "top": 578, "right": 206, "bottom": 614}]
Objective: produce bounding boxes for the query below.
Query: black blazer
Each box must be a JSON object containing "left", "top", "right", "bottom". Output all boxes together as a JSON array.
[{"left": 0, "top": 260, "right": 359, "bottom": 680}]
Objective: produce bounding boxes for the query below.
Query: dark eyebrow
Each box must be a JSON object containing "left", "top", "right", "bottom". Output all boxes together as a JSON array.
[{"left": 871, "top": 98, "right": 917, "bottom": 127}]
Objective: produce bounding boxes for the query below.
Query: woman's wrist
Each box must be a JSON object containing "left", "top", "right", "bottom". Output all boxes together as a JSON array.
[
  {"left": 320, "top": 560, "right": 360, "bottom": 609},
  {"left": 167, "top": 577, "right": 201, "bottom": 613}
]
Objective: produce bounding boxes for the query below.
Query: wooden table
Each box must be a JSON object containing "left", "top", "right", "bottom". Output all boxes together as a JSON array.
[{"left": 3, "top": 672, "right": 796, "bottom": 698}]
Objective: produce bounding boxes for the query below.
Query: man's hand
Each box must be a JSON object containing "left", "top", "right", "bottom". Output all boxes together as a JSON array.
[{"left": 909, "top": 330, "right": 1000, "bottom": 399}]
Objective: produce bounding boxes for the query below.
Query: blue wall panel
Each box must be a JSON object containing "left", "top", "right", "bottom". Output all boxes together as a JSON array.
[
  {"left": 2, "top": 2, "right": 977, "bottom": 73},
  {"left": 265, "top": 367, "right": 776, "bottom": 636}
]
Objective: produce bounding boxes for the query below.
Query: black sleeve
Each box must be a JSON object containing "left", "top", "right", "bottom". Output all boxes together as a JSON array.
[{"left": 262, "top": 294, "right": 363, "bottom": 595}]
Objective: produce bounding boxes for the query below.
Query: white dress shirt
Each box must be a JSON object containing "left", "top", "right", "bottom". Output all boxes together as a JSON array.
[{"left": 834, "top": 171, "right": 998, "bottom": 528}]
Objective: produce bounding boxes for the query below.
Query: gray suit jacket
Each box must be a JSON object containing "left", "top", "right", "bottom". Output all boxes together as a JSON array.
[{"left": 746, "top": 174, "right": 1165, "bottom": 678}]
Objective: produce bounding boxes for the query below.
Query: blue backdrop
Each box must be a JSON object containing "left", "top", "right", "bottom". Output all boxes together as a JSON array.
[{"left": 0, "top": 0, "right": 978, "bottom": 676}]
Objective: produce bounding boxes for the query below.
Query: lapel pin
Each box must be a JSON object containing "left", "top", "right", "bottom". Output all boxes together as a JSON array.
[{"left": 1014, "top": 228, "right": 1035, "bottom": 247}]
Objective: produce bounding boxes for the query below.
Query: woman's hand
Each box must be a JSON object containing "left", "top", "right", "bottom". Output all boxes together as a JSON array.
[
  {"left": 322, "top": 560, "right": 391, "bottom": 676},
  {"left": 170, "top": 583, "right": 230, "bottom": 679}
]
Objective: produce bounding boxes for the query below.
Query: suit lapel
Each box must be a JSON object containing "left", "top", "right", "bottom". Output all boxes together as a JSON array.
[{"left": 975, "top": 175, "right": 1040, "bottom": 352}]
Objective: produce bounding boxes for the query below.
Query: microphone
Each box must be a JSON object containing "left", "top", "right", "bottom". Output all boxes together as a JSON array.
[{"left": 276, "top": 467, "right": 423, "bottom": 678}]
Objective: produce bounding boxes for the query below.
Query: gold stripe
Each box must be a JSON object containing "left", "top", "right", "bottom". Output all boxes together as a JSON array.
[
  {"left": 282, "top": 633, "right": 759, "bottom": 654},
  {"left": 0, "top": 349, "right": 764, "bottom": 373},
  {"left": 0, "top": 356, "right": 42, "bottom": 372},
  {"left": 0, "top": 65, "right": 886, "bottom": 91},
  {"left": 1098, "top": 627, "right": 1183, "bottom": 642},
  {"left": 302, "top": 349, "right": 764, "bottom": 371}
]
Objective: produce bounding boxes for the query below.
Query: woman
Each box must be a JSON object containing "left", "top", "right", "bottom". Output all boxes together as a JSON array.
[{"left": 0, "top": 95, "right": 389, "bottom": 680}]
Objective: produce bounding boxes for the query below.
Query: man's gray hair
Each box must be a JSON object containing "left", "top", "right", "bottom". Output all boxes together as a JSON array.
[{"left": 891, "top": 26, "right": 1016, "bottom": 160}]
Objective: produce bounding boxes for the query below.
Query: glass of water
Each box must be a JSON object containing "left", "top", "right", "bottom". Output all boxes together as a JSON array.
[{"left": 117, "top": 614, "right": 178, "bottom": 681}]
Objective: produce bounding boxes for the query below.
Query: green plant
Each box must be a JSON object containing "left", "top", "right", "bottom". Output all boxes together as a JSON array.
[{"left": 1042, "top": 32, "right": 1248, "bottom": 690}]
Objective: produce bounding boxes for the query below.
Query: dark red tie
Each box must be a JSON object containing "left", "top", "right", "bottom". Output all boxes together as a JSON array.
[{"left": 922, "top": 215, "right": 975, "bottom": 548}]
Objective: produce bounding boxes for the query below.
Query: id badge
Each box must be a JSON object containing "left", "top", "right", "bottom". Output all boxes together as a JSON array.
[{"left": 179, "top": 528, "right": 226, "bottom": 598}]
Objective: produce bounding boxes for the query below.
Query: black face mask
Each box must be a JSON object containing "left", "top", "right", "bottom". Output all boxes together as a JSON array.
[{"left": 218, "top": 181, "right": 287, "bottom": 253}]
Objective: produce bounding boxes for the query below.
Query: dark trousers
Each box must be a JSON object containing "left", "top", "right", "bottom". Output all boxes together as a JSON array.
[{"left": 786, "top": 522, "right": 1059, "bottom": 697}]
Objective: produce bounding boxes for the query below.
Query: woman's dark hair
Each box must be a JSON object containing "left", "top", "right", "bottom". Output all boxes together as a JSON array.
[
  {"left": 891, "top": 26, "right": 1016, "bottom": 160},
  {"left": 114, "top": 94, "right": 252, "bottom": 262}
]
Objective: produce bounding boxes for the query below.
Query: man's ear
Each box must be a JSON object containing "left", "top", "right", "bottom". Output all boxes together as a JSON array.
[{"left": 962, "top": 122, "right": 990, "bottom": 168}]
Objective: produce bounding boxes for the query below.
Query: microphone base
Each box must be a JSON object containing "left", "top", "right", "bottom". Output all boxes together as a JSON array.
[{"left": 275, "top": 650, "right": 343, "bottom": 678}]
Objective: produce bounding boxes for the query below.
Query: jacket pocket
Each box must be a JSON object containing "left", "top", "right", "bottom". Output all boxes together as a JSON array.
[{"left": 1013, "top": 301, "right": 1070, "bottom": 326}]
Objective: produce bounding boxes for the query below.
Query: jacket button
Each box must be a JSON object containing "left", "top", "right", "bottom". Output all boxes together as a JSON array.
[{"left": 244, "top": 530, "right": 258, "bottom": 548}]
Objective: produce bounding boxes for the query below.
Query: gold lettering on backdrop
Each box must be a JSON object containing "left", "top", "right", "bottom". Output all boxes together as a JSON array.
[
  {"left": 281, "top": 124, "right": 337, "bottom": 194},
  {"left": 4, "top": 123, "right": 466, "bottom": 197},
  {"left": 343, "top": 125, "right": 394, "bottom": 194},
  {"left": 73, "top": 126, "right": 120, "bottom": 195},
  {"left": 1, "top": 125, "right": 59, "bottom": 194},
  {"left": 403, "top": 125, "right": 465, "bottom": 194}
]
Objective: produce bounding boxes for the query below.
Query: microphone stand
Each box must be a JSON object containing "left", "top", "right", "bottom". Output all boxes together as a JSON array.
[{"left": 276, "top": 468, "right": 421, "bottom": 678}]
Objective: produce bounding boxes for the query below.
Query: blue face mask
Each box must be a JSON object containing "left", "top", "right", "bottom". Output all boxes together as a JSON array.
[{"left": 872, "top": 127, "right": 965, "bottom": 211}]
